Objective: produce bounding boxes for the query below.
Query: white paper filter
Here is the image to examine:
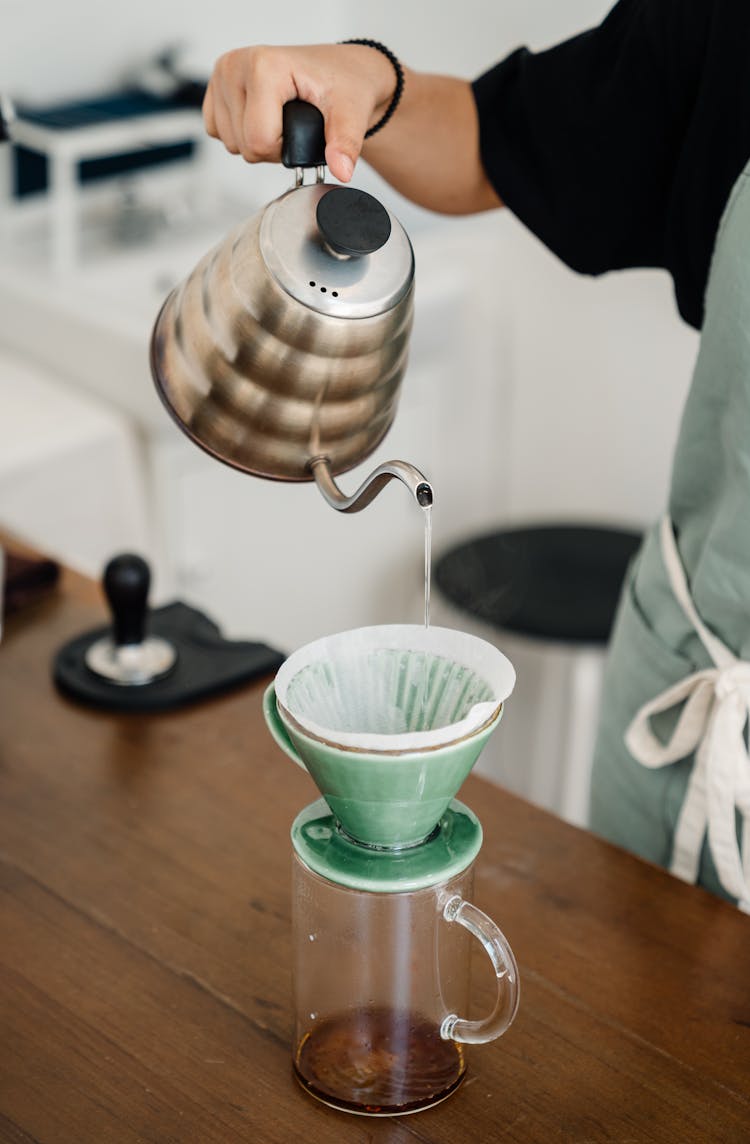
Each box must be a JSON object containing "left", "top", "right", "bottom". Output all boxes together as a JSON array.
[{"left": 275, "top": 624, "right": 516, "bottom": 753}]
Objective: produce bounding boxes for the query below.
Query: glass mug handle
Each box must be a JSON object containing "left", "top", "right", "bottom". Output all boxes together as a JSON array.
[{"left": 440, "top": 895, "right": 520, "bottom": 1044}]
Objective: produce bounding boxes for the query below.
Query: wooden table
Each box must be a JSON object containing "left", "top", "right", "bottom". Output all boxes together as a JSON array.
[{"left": 1, "top": 560, "right": 749, "bottom": 1143}]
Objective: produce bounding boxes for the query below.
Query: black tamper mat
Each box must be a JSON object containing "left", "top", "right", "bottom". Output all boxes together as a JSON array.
[{"left": 53, "top": 554, "right": 285, "bottom": 712}]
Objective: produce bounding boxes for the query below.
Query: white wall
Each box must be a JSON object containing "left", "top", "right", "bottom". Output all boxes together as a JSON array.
[
  {"left": 487, "top": 215, "right": 698, "bottom": 531},
  {"left": 2, "top": 1, "right": 612, "bottom": 102}
]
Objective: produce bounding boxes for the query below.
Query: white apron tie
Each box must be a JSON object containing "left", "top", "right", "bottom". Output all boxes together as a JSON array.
[{"left": 625, "top": 516, "right": 750, "bottom": 912}]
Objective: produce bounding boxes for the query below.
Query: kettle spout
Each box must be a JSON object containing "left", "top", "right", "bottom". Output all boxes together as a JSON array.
[{"left": 309, "top": 456, "right": 433, "bottom": 514}]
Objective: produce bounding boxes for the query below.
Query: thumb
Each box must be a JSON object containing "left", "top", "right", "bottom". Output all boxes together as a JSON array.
[{"left": 322, "top": 103, "right": 370, "bottom": 183}]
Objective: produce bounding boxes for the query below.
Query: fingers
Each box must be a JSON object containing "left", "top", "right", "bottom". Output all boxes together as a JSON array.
[
  {"left": 204, "top": 52, "right": 247, "bottom": 157},
  {"left": 215, "top": 91, "right": 242, "bottom": 156},
  {"left": 204, "top": 48, "right": 292, "bottom": 163},
  {"left": 202, "top": 81, "right": 217, "bottom": 139},
  {"left": 241, "top": 83, "right": 285, "bottom": 165},
  {"left": 320, "top": 101, "right": 371, "bottom": 183},
  {"left": 203, "top": 73, "right": 240, "bottom": 155},
  {"left": 202, "top": 45, "right": 378, "bottom": 180}
]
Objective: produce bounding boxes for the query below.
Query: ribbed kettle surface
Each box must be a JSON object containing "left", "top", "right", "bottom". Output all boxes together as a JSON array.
[{"left": 151, "top": 197, "right": 414, "bottom": 481}]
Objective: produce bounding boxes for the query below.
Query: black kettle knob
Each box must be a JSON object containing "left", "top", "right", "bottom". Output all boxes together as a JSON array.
[
  {"left": 103, "top": 554, "right": 150, "bottom": 647},
  {"left": 281, "top": 99, "right": 326, "bottom": 168},
  {"left": 316, "top": 187, "right": 392, "bottom": 257}
]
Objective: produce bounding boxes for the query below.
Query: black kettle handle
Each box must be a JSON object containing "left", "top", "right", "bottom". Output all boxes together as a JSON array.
[{"left": 281, "top": 100, "right": 326, "bottom": 169}]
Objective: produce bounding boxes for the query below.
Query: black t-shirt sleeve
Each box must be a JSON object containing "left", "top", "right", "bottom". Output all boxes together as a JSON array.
[{"left": 472, "top": 0, "right": 718, "bottom": 328}]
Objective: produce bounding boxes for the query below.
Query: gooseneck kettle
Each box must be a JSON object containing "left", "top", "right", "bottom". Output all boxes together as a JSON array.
[{"left": 150, "top": 100, "right": 432, "bottom": 512}]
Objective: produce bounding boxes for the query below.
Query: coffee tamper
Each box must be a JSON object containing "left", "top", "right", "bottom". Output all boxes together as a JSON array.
[{"left": 85, "top": 554, "right": 177, "bottom": 686}]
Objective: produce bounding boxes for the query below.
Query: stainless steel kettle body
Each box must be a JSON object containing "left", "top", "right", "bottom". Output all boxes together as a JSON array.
[{"left": 151, "top": 101, "right": 431, "bottom": 512}]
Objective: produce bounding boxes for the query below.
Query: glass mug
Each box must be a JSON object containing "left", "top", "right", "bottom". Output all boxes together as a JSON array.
[{"left": 291, "top": 817, "right": 520, "bottom": 1116}]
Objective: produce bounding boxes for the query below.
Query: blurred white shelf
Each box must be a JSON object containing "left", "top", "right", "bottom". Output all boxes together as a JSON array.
[
  {"left": 10, "top": 106, "right": 204, "bottom": 277},
  {"left": 11, "top": 108, "right": 204, "bottom": 161},
  {"left": 0, "top": 349, "right": 150, "bottom": 576}
]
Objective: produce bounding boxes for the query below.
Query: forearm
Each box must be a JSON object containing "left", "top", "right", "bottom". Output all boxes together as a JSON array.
[
  {"left": 202, "top": 43, "right": 502, "bottom": 216},
  {"left": 364, "top": 70, "right": 503, "bottom": 216}
]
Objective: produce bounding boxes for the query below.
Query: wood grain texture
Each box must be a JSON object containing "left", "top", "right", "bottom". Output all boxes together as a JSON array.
[{"left": 0, "top": 561, "right": 748, "bottom": 1142}]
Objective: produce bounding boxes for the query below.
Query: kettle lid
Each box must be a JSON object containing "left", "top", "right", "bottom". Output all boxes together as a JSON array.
[{"left": 259, "top": 182, "right": 414, "bottom": 319}]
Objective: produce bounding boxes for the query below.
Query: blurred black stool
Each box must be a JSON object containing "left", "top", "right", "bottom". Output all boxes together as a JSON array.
[{"left": 434, "top": 524, "right": 642, "bottom": 824}]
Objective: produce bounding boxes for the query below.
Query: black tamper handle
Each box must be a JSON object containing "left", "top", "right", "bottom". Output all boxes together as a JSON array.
[
  {"left": 281, "top": 99, "right": 326, "bottom": 168},
  {"left": 103, "top": 554, "right": 150, "bottom": 647}
]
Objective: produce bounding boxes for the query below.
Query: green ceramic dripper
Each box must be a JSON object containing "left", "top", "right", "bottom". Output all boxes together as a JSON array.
[{"left": 263, "top": 624, "right": 515, "bottom": 848}]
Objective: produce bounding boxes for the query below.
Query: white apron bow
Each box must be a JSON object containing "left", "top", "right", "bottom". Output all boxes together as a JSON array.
[{"left": 625, "top": 516, "right": 750, "bottom": 912}]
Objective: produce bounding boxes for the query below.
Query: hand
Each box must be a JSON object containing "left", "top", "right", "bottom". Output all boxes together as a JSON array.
[{"left": 202, "top": 44, "right": 396, "bottom": 183}]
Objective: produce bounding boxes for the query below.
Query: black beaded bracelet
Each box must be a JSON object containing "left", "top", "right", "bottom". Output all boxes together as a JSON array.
[{"left": 341, "top": 39, "right": 404, "bottom": 138}]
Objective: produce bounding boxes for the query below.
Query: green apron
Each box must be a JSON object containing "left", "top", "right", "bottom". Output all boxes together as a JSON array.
[{"left": 590, "top": 162, "right": 750, "bottom": 911}]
